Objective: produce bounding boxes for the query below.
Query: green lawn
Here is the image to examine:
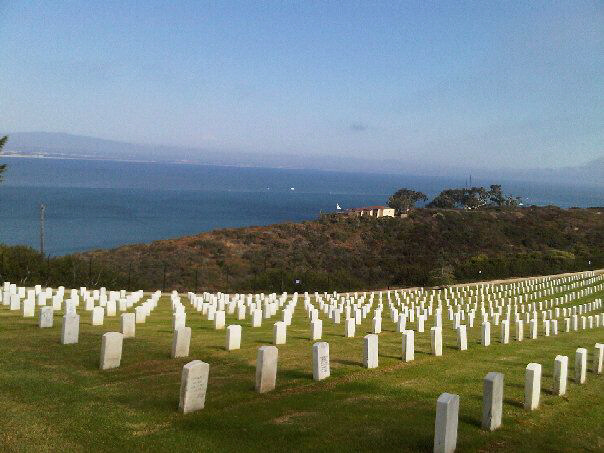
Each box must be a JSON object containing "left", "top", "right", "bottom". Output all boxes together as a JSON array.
[{"left": 0, "top": 278, "right": 602, "bottom": 452}]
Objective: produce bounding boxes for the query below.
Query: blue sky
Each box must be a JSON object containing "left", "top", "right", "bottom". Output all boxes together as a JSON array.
[{"left": 0, "top": 1, "right": 602, "bottom": 169}]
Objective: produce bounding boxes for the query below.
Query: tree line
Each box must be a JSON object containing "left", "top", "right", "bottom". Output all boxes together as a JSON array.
[{"left": 387, "top": 185, "right": 520, "bottom": 214}]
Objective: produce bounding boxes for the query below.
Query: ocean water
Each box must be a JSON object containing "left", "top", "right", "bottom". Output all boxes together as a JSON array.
[{"left": 1, "top": 157, "right": 603, "bottom": 256}]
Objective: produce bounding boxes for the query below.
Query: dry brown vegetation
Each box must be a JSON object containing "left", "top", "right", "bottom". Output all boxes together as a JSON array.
[{"left": 69, "top": 206, "right": 604, "bottom": 292}]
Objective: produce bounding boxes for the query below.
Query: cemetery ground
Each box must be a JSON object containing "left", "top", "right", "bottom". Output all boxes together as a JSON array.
[{"left": 0, "top": 283, "right": 603, "bottom": 452}]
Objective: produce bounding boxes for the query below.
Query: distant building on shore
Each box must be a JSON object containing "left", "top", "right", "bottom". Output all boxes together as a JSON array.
[{"left": 345, "top": 206, "right": 396, "bottom": 218}]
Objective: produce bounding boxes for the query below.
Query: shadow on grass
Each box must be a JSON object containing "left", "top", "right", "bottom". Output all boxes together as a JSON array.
[
  {"left": 379, "top": 354, "right": 401, "bottom": 360},
  {"left": 324, "top": 333, "right": 343, "bottom": 339},
  {"left": 460, "top": 414, "right": 482, "bottom": 428},
  {"left": 333, "top": 358, "right": 360, "bottom": 367},
  {"left": 475, "top": 358, "right": 531, "bottom": 368},
  {"left": 504, "top": 398, "right": 523, "bottom": 408},
  {"left": 281, "top": 369, "right": 311, "bottom": 380}
]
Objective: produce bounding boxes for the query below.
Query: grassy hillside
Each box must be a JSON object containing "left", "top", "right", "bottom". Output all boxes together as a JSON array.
[
  {"left": 69, "top": 206, "right": 604, "bottom": 292},
  {"left": 1, "top": 206, "right": 603, "bottom": 293}
]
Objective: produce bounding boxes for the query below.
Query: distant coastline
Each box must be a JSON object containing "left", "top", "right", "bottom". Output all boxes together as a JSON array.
[
  {"left": 3, "top": 132, "right": 603, "bottom": 185},
  {"left": 0, "top": 152, "right": 310, "bottom": 171},
  {"left": 2, "top": 152, "right": 165, "bottom": 165}
]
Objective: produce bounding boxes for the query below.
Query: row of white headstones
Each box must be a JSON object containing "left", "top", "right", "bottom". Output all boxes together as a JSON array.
[
  {"left": 59, "top": 271, "right": 604, "bottom": 408},
  {"left": 3, "top": 270, "right": 598, "bottom": 339},
  {"left": 2, "top": 271, "right": 603, "bottom": 369},
  {"left": 433, "top": 344, "right": 604, "bottom": 453},
  {"left": 1, "top": 271, "right": 603, "bottom": 452},
  {"left": 2, "top": 271, "right": 602, "bottom": 364},
  {"left": 175, "top": 339, "right": 604, "bottom": 452},
  {"left": 166, "top": 272, "right": 604, "bottom": 366},
  {"left": 0, "top": 281, "right": 162, "bottom": 343},
  {"left": 169, "top": 271, "right": 604, "bottom": 452}
]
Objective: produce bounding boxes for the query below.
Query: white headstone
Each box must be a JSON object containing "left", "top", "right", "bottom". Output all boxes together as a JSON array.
[
  {"left": 482, "top": 372, "right": 504, "bottom": 431},
  {"left": 481, "top": 322, "right": 491, "bottom": 346},
  {"left": 434, "top": 393, "right": 459, "bottom": 453},
  {"left": 553, "top": 355, "right": 568, "bottom": 396},
  {"left": 345, "top": 318, "right": 355, "bottom": 338},
  {"left": 312, "top": 342, "right": 330, "bottom": 381},
  {"left": 9, "top": 294, "right": 20, "bottom": 311},
  {"left": 99, "top": 332, "right": 123, "bottom": 370},
  {"left": 179, "top": 360, "right": 209, "bottom": 413},
  {"left": 226, "top": 325, "right": 242, "bottom": 351},
  {"left": 39, "top": 306, "right": 54, "bottom": 328},
  {"left": 524, "top": 363, "right": 541, "bottom": 410},
  {"left": 121, "top": 313, "right": 136, "bottom": 338},
  {"left": 456, "top": 325, "right": 467, "bottom": 351},
  {"left": 22, "top": 298, "right": 35, "bottom": 317},
  {"left": 402, "top": 330, "right": 414, "bottom": 362},
  {"left": 529, "top": 319, "right": 537, "bottom": 339},
  {"left": 575, "top": 348, "right": 587, "bottom": 384},
  {"left": 237, "top": 305, "right": 246, "bottom": 320},
  {"left": 363, "top": 334, "right": 378, "bottom": 369},
  {"left": 106, "top": 299, "right": 116, "bottom": 317},
  {"left": 273, "top": 321, "right": 286, "bottom": 345},
  {"left": 91, "top": 306, "right": 104, "bottom": 326},
  {"left": 311, "top": 319, "right": 322, "bottom": 340},
  {"left": 172, "top": 326, "right": 192, "bottom": 358},
  {"left": 431, "top": 327, "right": 443, "bottom": 356},
  {"left": 173, "top": 312, "right": 186, "bottom": 331},
  {"left": 61, "top": 314, "right": 80, "bottom": 344},
  {"left": 256, "top": 346, "right": 278, "bottom": 393},
  {"left": 135, "top": 306, "right": 146, "bottom": 323},
  {"left": 252, "top": 309, "right": 262, "bottom": 327},
  {"left": 515, "top": 320, "right": 524, "bottom": 341},
  {"left": 500, "top": 320, "right": 510, "bottom": 344},
  {"left": 214, "top": 310, "right": 226, "bottom": 330},
  {"left": 372, "top": 316, "right": 381, "bottom": 334},
  {"left": 594, "top": 343, "right": 604, "bottom": 374}
]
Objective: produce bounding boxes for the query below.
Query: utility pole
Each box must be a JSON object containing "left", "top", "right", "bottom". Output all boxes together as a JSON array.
[{"left": 40, "top": 204, "right": 46, "bottom": 255}]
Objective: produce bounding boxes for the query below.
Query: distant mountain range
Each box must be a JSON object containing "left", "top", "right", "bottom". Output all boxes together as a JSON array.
[{"left": 2, "top": 131, "right": 603, "bottom": 186}]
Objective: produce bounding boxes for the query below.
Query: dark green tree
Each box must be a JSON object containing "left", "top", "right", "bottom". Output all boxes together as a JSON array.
[
  {"left": 0, "top": 135, "right": 7, "bottom": 182},
  {"left": 487, "top": 184, "right": 520, "bottom": 207},
  {"left": 427, "top": 188, "right": 465, "bottom": 208},
  {"left": 387, "top": 188, "right": 427, "bottom": 214},
  {"left": 488, "top": 184, "right": 505, "bottom": 206},
  {"left": 464, "top": 186, "right": 489, "bottom": 209},
  {"left": 429, "top": 185, "right": 520, "bottom": 209}
]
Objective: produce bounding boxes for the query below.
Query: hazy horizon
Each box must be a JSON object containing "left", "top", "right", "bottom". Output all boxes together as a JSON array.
[{"left": 1, "top": 1, "right": 603, "bottom": 170}]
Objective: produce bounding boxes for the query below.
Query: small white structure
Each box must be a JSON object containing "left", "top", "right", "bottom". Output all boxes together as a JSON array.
[{"left": 346, "top": 206, "right": 396, "bottom": 218}]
